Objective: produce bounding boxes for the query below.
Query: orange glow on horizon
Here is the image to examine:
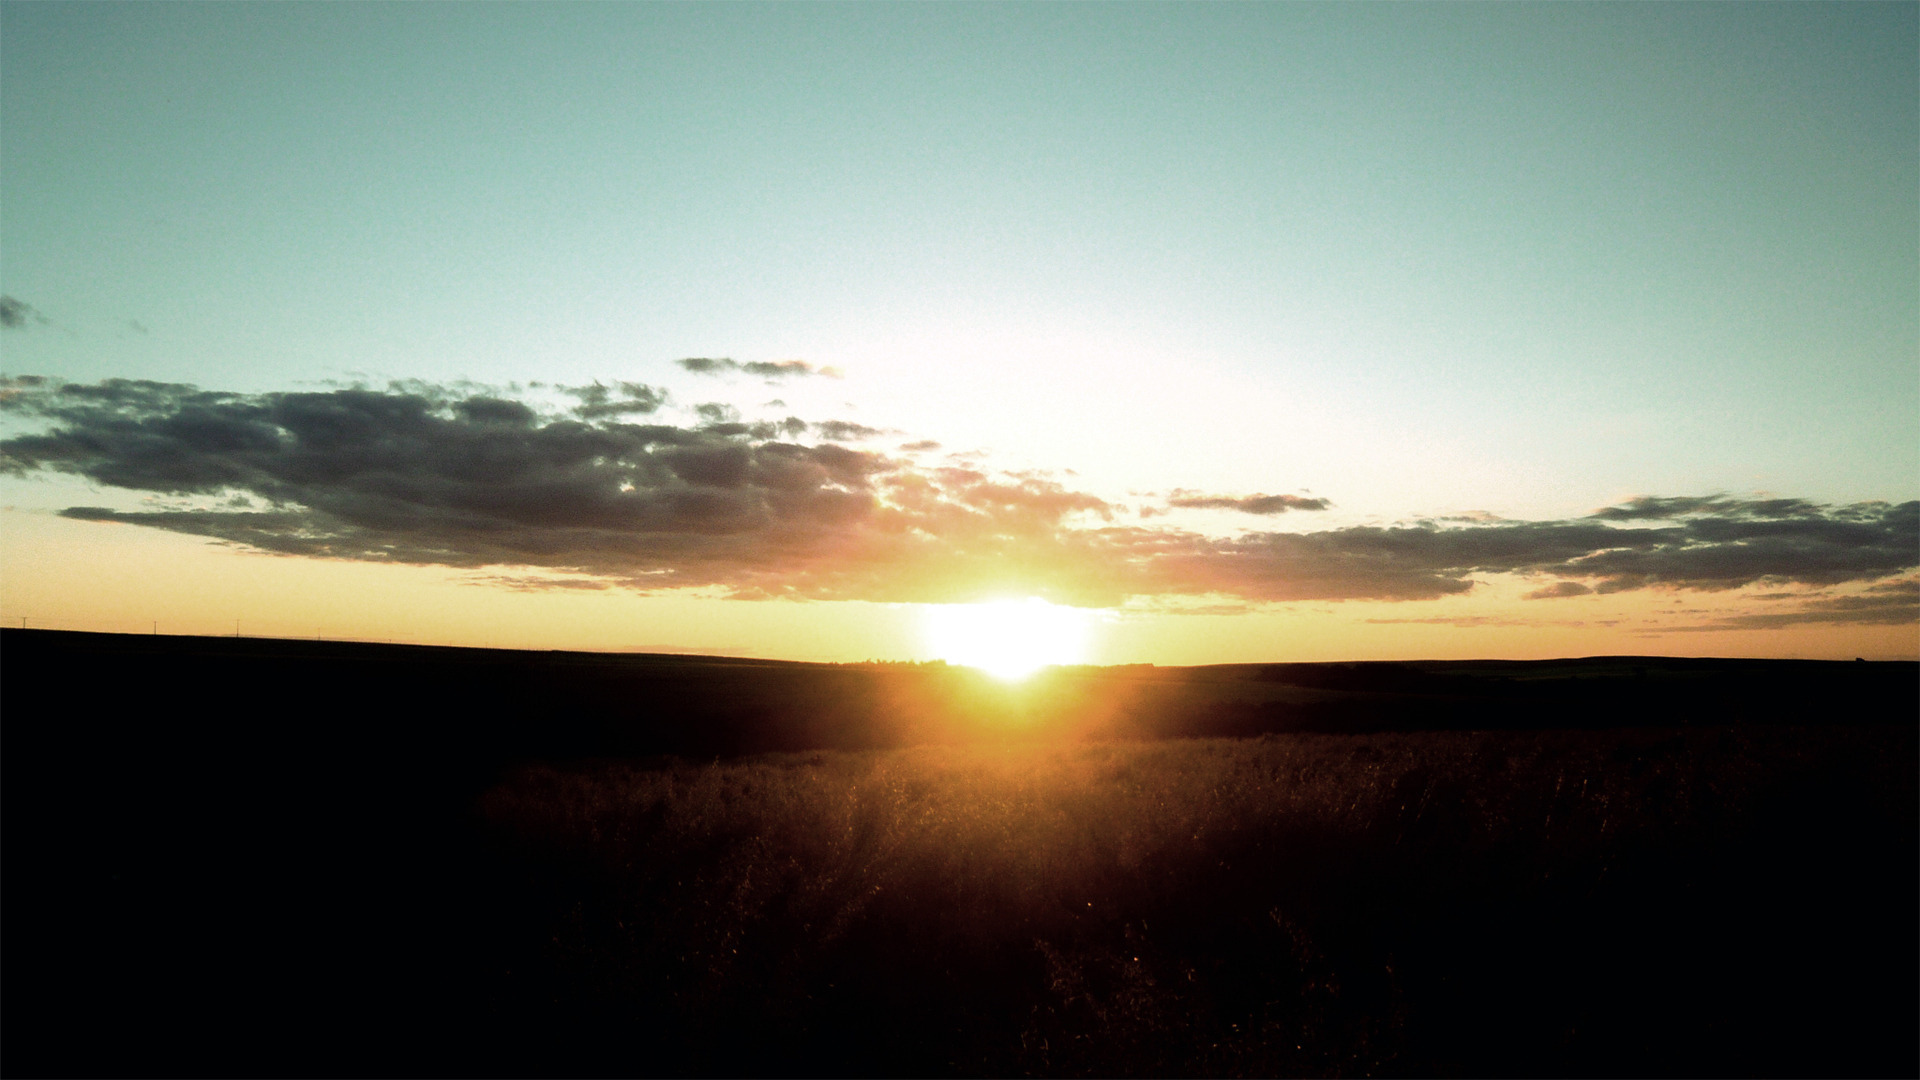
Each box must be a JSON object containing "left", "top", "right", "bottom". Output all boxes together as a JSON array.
[
  {"left": 3, "top": 510, "right": 1913, "bottom": 664},
  {"left": 923, "top": 598, "right": 1097, "bottom": 679}
]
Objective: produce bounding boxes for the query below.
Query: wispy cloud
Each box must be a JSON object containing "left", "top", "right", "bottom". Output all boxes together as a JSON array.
[
  {"left": 0, "top": 296, "right": 49, "bottom": 330},
  {"left": 676, "top": 358, "right": 842, "bottom": 379},
  {"left": 2, "top": 377, "right": 1914, "bottom": 612},
  {"left": 1651, "top": 578, "right": 1920, "bottom": 632},
  {"left": 1522, "top": 580, "right": 1594, "bottom": 600},
  {"left": 563, "top": 381, "right": 667, "bottom": 419},
  {"left": 1165, "top": 491, "right": 1331, "bottom": 514},
  {"left": 813, "top": 420, "right": 883, "bottom": 442}
]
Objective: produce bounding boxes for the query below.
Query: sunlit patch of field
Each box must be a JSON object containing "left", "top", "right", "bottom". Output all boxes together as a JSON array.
[{"left": 475, "top": 725, "right": 1916, "bottom": 1076}]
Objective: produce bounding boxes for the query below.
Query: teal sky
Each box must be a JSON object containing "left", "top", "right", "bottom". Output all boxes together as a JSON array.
[{"left": 3, "top": 1, "right": 1915, "bottom": 521}]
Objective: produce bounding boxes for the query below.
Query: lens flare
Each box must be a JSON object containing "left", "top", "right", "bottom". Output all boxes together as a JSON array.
[{"left": 923, "top": 597, "right": 1092, "bottom": 680}]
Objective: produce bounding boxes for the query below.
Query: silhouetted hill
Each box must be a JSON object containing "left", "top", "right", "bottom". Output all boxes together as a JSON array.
[{"left": 5, "top": 631, "right": 1912, "bottom": 764}]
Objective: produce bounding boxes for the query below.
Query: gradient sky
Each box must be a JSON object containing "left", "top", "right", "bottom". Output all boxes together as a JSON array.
[{"left": 2, "top": 3, "right": 1915, "bottom": 661}]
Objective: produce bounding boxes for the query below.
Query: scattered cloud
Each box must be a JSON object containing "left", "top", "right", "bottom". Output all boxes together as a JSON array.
[
  {"left": 814, "top": 420, "right": 883, "bottom": 442},
  {"left": 0, "top": 296, "right": 48, "bottom": 330},
  {"left": 676, "top": 358, "right": 841, "bottom": 379},
  {"left": 1165, "top": 491, "right": 1332, "bottom": 514},
  {"left": 760, "top": 416, "right": 811, "bottom": 440},
  {"left": 747, "top": 360, "right": 842, "bottom": 379},
  {"left": 2, "top": 377, "right": 1914, "bottom": 615},
  {"left": 564, "top": 381, "right": 667, "bottom": 419}
]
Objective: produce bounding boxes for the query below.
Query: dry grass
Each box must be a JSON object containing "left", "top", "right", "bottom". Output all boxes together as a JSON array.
[{"left": 474, "top": 725, "right": 1914, "bottom": 1076}]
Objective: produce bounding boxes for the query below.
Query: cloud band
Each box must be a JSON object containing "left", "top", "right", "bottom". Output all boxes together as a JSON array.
[{"left": 3, "top": 378, "right": 1914, "bottom": 615}]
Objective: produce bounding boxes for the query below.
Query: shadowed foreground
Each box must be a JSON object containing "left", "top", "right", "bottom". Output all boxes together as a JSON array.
[
  {"left": 4, "top": 630, "right": 1914, "bottom": 1076},
  {"left": 478, "top": 728, "right": 1915, "bottom": 1077}
]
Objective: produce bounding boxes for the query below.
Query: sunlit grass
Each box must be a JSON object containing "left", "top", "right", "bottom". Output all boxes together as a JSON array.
[{"left": 475, "top": 724, "right": 1916, "bottom": 1075}]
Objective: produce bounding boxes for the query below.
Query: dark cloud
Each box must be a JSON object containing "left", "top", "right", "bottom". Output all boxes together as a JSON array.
[
  {"left": 1166, "top": 491, "right": 1332, "bottom": 514},
  {"left": 0, "top": 374, "right": 47, "bottom": 399},
  {"left": 2, "top": 377, "right": 1915, "bottom": 613},
  {"left": 2, "top": 379, "right": 909, "bottom": 594},
  {"left": 1134, "top": 499, "right": 1918, "bottom": 602},
  {"left": 676, "top": 358, "right": 840, "bottom": 379},
  {"left": 0, "top": 296, "right": 48, "bottom": 330},
  {"left": 694, "top": 402, "right": 740, "bottom": 425},
  {"left": 750, "top": 417, "right": 810, "bottom": 441},
  {"left": 1587, "top": 495, "right": 1830, "bottom": 521}
]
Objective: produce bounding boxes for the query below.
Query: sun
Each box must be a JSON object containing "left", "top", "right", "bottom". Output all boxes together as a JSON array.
[{"left": 923, "top": 597, "right": 1093, "bottom": 680}]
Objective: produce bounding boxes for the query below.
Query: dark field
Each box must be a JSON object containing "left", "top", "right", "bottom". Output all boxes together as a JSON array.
[{"left": 4, "top": 630, "right": 1915, "bottom": 1077}]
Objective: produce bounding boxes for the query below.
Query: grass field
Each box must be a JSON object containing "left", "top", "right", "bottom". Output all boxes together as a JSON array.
[
  {"left": 3, "top": 630, "right": 1913, "bottom": 1076},
  {"left": 472, "top": 725, "right": 1915, "bottom": 1076}
]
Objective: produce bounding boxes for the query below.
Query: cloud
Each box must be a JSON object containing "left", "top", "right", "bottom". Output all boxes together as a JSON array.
[
  {"left": 814, "top": 420, "right": 883, "bottom": 442},
  {"left": 458, "top": 571, "right": 617, "bottom": 592},
  {"left": 1, "top": 377, "right": 1915, "bottom": 613},
  {"left": 563, "top": 381, "right": 666, "bottom": 419},
  {"left": 758, "top": 416, "right": 811, "bottom": 440},
  {"left": 1587, "top": 495, "right": 1830, "bottom": 521},
  {"left": 0, "top": 296, "right": 48, "bottom": 330},
  {"left": 1653, "top": 579, "right": 1920, "bottom": 631},
  {"left": 1523, "top": 580, "right": 1594, "bottom": 600},
  {"left": 1165, "top": 491, "right": 1332, "bottom": 514},
  {"left": 2, "top": 378, "right": 911, "bottom": 595},
  {"left": 676, "top": 358, "right": 841, "bottom": 379},
  {"left": 1084, "top": 493, "right": 1918, "bottom": 605}
]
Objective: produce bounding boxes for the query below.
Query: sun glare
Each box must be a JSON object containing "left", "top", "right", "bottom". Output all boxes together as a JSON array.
[{"left": 923, "top": 598, "right": 1093, "bottom": 680}]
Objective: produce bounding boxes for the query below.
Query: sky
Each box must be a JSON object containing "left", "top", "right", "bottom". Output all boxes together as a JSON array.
[{"left": 2, "top": 2, "right": 1915, "bottom": 663}]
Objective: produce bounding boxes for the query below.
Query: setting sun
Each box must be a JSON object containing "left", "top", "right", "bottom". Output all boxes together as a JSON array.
[{"left": 924, "top": 598, "right": 1094, "bottom": 680}]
